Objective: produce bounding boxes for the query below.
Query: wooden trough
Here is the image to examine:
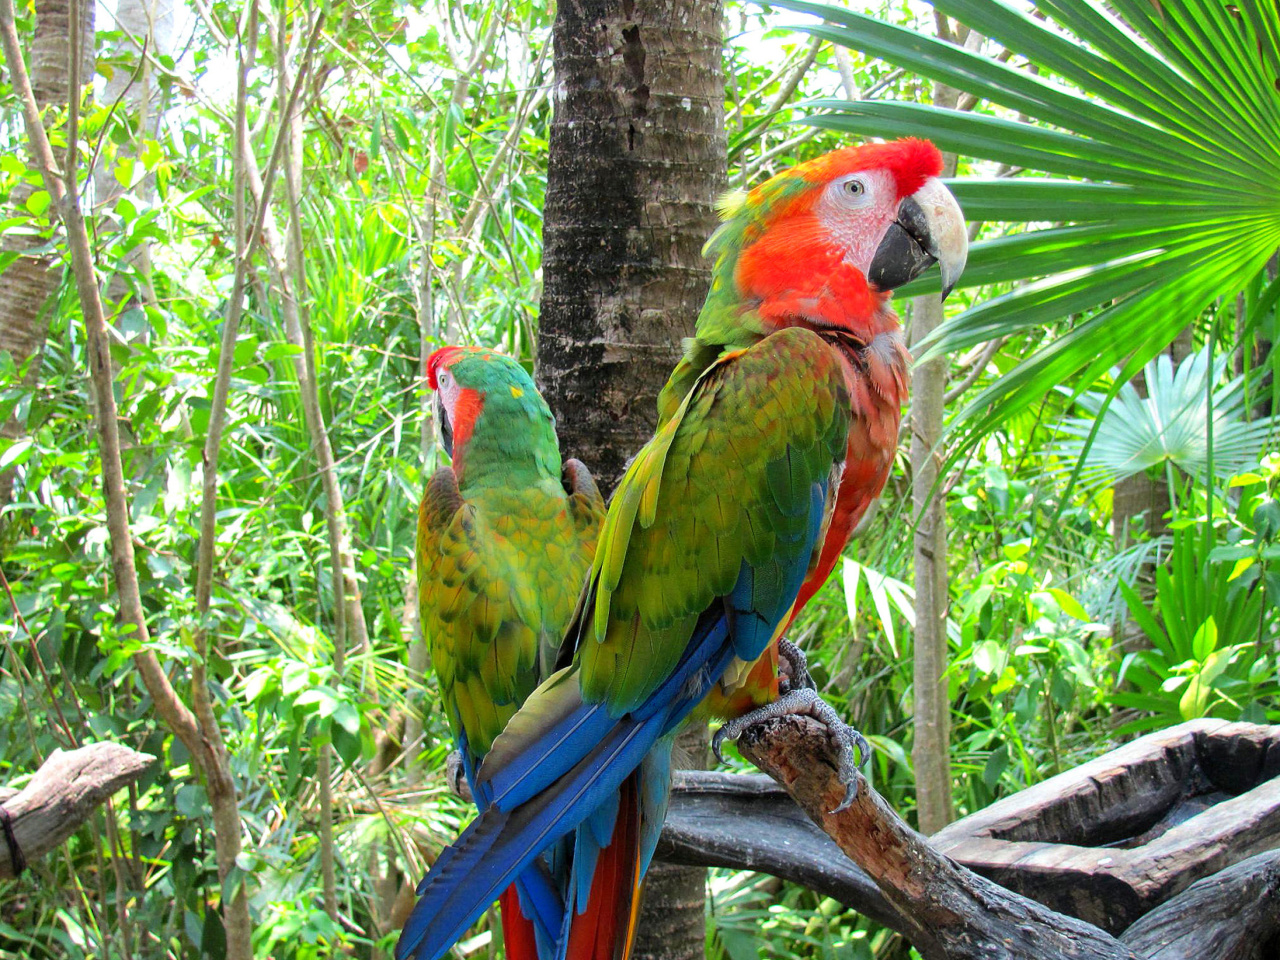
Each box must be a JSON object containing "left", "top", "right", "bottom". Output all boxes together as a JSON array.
[{"left": 931, "top": 718, "right": 1280, "bottom": 933}]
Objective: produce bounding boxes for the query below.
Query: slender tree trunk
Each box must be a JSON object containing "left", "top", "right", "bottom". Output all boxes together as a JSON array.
[
  {"left": 0, "top": 0, "right": 92, "bottom": 519},
  {"left": 909, "top": 61, "right": 961, "bottom": 835},
  {"left": 92, "top": 0, "right": 173, "bottom": 310},
  {"left": 536, "top": 3, "right": 725, "bottom": 957},
  {"left": 909, "top": 290, "right": 953, "bottom": 835}
]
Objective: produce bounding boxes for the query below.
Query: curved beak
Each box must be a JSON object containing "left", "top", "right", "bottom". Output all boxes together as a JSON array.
[
  {"left": 435, "top": 392, "right": 454, "bottom": 458},
  {"left": 867, "top": 178, "right": 968, "bottom": 300}
]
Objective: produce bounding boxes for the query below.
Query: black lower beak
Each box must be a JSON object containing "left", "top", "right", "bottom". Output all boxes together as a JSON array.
[
  {"left": 436, "top": 397, "right": 454, "bottom": 457},
  {"left": 867, "top": 196, "right": 937, "bottom": 294}
]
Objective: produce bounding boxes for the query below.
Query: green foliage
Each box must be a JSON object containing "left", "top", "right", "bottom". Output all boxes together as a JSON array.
[
  {"left": 1053, "top": 345, "right": 1280, "bottom": 490},
  {"left": 2, "top": 2, "right": 1278, "bottom": 959},
  {"left": 1112, "top": 484, "right": 1280, "bottom": 732},
  {"left": 768, "top": 0, "right": 1280, "bottom": 449}
]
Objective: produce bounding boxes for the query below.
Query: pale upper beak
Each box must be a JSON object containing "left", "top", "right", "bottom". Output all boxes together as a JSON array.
[{"left": 867, "top": 177, "right": 968, "bottom": 301}]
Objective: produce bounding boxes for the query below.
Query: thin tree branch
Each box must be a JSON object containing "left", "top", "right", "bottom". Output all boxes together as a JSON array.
[{"left": 944, "top": 335, "right": 1006, "bottom": 404}]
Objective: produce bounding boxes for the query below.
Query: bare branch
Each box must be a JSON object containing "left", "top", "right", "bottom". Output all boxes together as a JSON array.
[
  {"left": 1121, "top": 849, "right": 1280, "bottom": 959},
  {"left": 944, "top": 335, "right": 1006, "bottom": 404}
]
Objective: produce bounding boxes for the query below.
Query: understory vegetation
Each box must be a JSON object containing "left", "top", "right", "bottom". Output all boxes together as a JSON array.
[{"left": 0, "top": 0, "right": 1277, "bottom": 958}]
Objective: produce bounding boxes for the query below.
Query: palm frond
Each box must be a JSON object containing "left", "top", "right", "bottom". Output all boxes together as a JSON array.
[{"left": 1050, "top": 346, "right": 1280, "bottom": 490}]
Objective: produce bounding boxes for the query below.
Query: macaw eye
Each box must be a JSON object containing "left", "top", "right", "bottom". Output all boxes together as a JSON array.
[{"left": 843, "top": 179, "right": 865, "bottom": 197}]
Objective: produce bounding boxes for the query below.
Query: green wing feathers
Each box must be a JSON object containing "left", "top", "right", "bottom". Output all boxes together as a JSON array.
[
  {"left": 418, "top": 467, "right": 604, "bottom": 760},
  {"left": 579, "top": 327, "right": 851, "bottom": 715}
]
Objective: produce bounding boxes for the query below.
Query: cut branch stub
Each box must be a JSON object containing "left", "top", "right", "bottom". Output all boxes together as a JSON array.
[
  {"left": 656, "top": 769, "right": 900, "bottom": 930},
  {"left": 735, "top": 715, "right": 1138, "bottom": 960},
  {"left": 0, "top": 742, "right": 155, "bottom": 879}
]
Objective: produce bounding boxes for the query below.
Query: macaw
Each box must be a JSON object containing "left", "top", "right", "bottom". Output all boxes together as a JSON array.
[
  {"left": 414, "top": 345, "right": 605, "bottom": 960},
  {"left": 397, "top": 138, "right": 967, "bottom": 960}
]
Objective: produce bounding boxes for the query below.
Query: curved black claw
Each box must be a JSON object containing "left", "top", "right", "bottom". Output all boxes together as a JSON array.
[
  {"left": 777, "top": 638, "right": 817, "bottom": 694},
  {"left": 711, "top": 724, "right": 730, "bottom": 765},
  {"left": 711, "top": 686, "right": 871, "bottom": 812}
]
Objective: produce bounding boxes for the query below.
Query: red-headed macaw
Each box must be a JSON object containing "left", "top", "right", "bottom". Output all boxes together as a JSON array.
[
  {"left": 415, "top": 345, "right": 605, "bottom": 960},
  {"left": 397, "top": 138, "right": 967, "bottom": 960}
]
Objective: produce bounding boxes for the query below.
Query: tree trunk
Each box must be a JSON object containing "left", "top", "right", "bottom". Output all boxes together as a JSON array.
[
  {"left": 535, "top": 3, "right": 726, "bottom": 957},
  {"left": 535, "top": 0, "right": 726, "bottom": 493},
  {"left": 909, "top": 289, "right": 954, "bottom": 835},
  {"left": 0, "top": 0, "right": 92, "bottom": 519},
  {"left": 909, "top": 62, "right": 961, "bottom": 832},
  {"left": 91, "top": 0, "right": 174, "bottom": 312},
  {"left": 631, "top": 725, "right": 711, "bottom": 960}
]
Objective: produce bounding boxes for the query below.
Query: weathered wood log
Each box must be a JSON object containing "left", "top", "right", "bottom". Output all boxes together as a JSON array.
[
  {"left": 1119, "top": 848, "right": 1280, "bottom": 960},
  {"left": 735, "top": 714, "right": 1139, "bottom": 960},
  {"left": 932, "top": 719, "right": 1280, "bottom": 933},
  {"left": 0, "top": 742, "right": 154, "bottom": 879}
]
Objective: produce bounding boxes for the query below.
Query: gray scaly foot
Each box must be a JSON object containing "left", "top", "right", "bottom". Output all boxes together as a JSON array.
[{"left": 713, "top": 686, "right": 870, "bottom": 813}]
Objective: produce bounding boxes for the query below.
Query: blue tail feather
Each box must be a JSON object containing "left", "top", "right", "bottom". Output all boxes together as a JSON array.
[
  {"left": 397, "top": 710, "right": 665, "bottom": 960},
  {"left": 400, "top": 474, "right": 830, "bottom": 960}
]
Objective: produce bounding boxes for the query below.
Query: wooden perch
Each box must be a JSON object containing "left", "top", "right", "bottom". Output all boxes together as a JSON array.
[
  {"left": 445, "top": 721, "right": 1280, "bottom": 958},
  {"left": 655, "top": 769, "right": 900, "bottom": 930},
  {"left": 735, "top": 715, "right": 1139, "bottom": 960},
  {"left": 932, "top": 719, "right": 1280, "bottom": 933},
  {"left": 0, "top": 743, "right": 154, "bottom": 879}
]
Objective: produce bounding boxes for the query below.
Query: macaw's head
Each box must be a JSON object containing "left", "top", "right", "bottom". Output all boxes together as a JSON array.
[
  {"left": 426, "top": 346, "right": 560, "bottom": 484},
  {"left": 702, "top": 138, "right": 967, "bottom": 342}
]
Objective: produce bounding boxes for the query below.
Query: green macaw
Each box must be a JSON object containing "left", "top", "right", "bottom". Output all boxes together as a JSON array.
[{"left": 417, "top": 345, "right": 604, "bottom": 960}]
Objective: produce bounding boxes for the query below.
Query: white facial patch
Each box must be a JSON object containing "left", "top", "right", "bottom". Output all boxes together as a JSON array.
[{"left": 815, "top": 168, "right": 899, "bottom": 276}]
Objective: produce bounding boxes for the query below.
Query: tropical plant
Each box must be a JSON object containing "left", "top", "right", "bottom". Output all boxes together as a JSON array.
[
  {"left": 768, "top": 0, "right": 1280, "bottom": 443},
  {"left": 1114, "top": 528, "right": 1279, "bottom": 731},
  {"left": 1052, "top": 344, "right": 1280, "bottom": 491}
]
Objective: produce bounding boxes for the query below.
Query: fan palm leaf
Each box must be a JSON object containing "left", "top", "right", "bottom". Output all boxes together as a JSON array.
[
  {"left": 767, "top": 0, "right": 1280, "bottom": 442},
  {"left": 1052, "top": 346, "right": 1280, "bottom": 489}
]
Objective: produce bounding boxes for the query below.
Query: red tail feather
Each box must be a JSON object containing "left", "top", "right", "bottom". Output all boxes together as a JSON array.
[
  {"left": 564, "top": 776, "right": 643, "bottom": 960},
  {"left": 499, "top": 884, "right": 541, "bottom": 960}
]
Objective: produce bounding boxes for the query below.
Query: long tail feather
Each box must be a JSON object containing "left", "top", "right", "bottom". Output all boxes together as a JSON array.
[
  {"left": 500, "top": 885, "right": 542, "bottom": 960},
  {"left": 560, "top": 776, "right": 641, "bottom": 960},
  {"left": 399, "top": 598, "right": 745, "bottom": 960},
  {"left": 395, "top": 712, "right": 663, "bottom": 960}
]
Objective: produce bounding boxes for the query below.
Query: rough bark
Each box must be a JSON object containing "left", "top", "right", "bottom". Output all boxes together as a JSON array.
[
  {"left": 0, "top": 743, "right": 154, "bottom": 880},
  {"left": 931, "top": 719, "right": 1280, "bottom": 934},
  {"left": 656, "top": 770, "right": 901, "bottom": 929},
  {"left": 535, "top": 0, "right": 727, "bottom": 494},
  {"left": 736, "top": 715, "right": 1139, "bottom": 960},
  {"left": 0, "top": 0, "right": 92, "bottom": 518},
  {"left": 536, "top": 4, "right": 725, "bottom": 957}
]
